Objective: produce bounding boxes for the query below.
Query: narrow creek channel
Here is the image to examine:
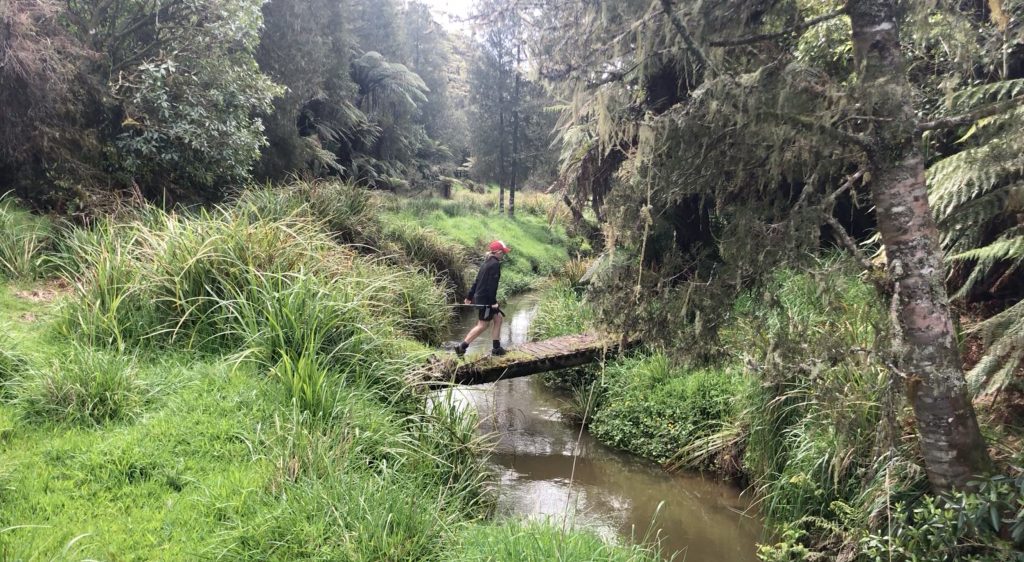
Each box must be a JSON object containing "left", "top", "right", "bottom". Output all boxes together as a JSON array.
[{"left": 440, "top": 293, "right": 764, "bottom": 561}]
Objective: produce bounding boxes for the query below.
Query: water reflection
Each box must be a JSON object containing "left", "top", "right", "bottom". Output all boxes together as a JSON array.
[{"left": 442, "top": 295, "right": 763, "bottom": 561}]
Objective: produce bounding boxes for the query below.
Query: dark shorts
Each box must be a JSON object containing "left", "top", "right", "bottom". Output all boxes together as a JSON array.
[{"left": 478, "top": 306, "right": 497, "bottom": 321}]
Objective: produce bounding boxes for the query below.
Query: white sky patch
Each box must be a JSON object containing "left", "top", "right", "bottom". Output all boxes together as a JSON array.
[{"left": 422, "top": 0, "right": 476, "bottom": 31}]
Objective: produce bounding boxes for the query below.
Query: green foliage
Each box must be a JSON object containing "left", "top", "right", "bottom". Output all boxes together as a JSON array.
[
  {"left": 2, "top": 0, "right": 283, "bottom": 206},
  {"left": 588, "top": 354, "right": 746, "bottom": 463},
  {"left": 727, "top": 263, "right": 895, "bottom": 528},
  {"left": 0, "top": 196, "right": 54, "bottom": 279},
  {"left": 859, "top": 471, "right": 1024, "bottom": 562},
  {"left": 0, "top": 337, "right": 29, "bottom": 403},
  {"left": 16, "top": 346, "right": 151, "bottom": 426},
  {"left": 926, "top": 77, "right": 1024, "bottom": 395},
  {"left": 237, "top": 181, "right": 469, "bottom": 302},
  {"left": 530, "top": 282, "right": 594, "bottom": 341},
  {"left": 57, "top": 198, "right": 449, "bottom": 353},
  {"left": 453, "top": 520, "right": 658, "bottom": 561},
  {"left": 112, "top": 3, "right": 282, "bottom": 193}
]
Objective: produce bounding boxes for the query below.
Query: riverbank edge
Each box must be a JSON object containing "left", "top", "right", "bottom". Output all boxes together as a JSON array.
[{"left": 0, "top": 187, "right": 655, "bottom": 561}]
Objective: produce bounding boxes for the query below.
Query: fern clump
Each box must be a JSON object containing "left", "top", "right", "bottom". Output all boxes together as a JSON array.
[{"left": 927, "top": 78, "right": 1024, "bottom": 394}]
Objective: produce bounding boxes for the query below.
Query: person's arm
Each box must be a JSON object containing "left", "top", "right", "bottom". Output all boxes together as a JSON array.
[{"left": 466, "top": 262, "right": 484, "bottom": 302}]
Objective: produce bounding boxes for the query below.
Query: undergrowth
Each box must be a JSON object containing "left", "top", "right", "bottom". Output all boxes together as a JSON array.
[
  {"left": 536, "top": 256, "right": 1024, "bottom": 560},
  {"left": 0, "top": 195, "right": 55, "bottom": 280},
  {"left": 0, "top": 188, "right": 648, "bottom": 561}
]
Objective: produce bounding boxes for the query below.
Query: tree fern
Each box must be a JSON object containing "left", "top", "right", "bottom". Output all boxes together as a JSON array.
[
  {"left": 966, "top": 300, "right": 1024, "bottom": 396},
  {"left": 927, "top": 78, "right": 1024, "bottom": 394}
]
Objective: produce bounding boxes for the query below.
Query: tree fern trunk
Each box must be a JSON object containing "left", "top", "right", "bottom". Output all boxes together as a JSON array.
[{"left": 848, "top": 0, "right": 991, "bottom": 490}]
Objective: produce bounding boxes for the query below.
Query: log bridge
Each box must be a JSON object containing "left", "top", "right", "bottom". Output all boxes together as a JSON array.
[{"left": 422, "top": 333, "right": 635, "bottom": 389}]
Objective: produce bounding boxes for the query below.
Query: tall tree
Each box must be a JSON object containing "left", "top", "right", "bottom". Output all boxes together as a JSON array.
[
  {"left": 468, "top": 1, "right": 552, "bottom": 208},
  {"left": 256, "top": 0, "right": 360, "bottom": 179},
  {"left": 846, "top": 0, "right": 991, "bottom": 489},
  {"left": 531, "top": 0, "right": 1000, "bottom": 490}
]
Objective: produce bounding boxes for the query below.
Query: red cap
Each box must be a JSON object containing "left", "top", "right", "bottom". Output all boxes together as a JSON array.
[{"left": 488, "top": 240, "right": 511, "bottom": 254}]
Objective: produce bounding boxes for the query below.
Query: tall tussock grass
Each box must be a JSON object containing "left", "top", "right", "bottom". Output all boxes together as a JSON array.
[
  {"left": 58, "top": 200, "right": 448, "bottom": 352},
  {"left": 0, "top": 335, "right": 29, "bottom": 403},
  {"left": 238, "top": 182, "right": 471, "bottom": 297},
  {"left": 0, "top": 195, "right": 55, "bottom": 279},
  {"left": 215, "top": 390, "right": 494, "bottom": 561},
  {"left": 16, "top": 346, "right": 152, "bottom": 426}
]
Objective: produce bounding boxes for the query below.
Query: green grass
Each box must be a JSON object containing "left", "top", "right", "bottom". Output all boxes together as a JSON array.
[
  {"left": 16, "top": 346, "right": 154, "bottom": 426},
  {"left": 0, "top": 195, "right": 55, "bottom": 280},
  {"left": 0, "top": 190, "right": 649, "bottom": 561},
  {"left": 453, "top": 520, "right": 658, "bottom": 561},
  {"left": 381, "top": 186, "right": 577, "bottom": 300},
  {"left": 588, "top": 354, "right": 748, "bottom": 463}
]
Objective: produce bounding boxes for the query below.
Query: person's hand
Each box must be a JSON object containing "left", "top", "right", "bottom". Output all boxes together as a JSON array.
[
  {"left": 491, "top": 303, "right": 500, "bottom": 309},
  {"left": 464, "top": 299, "right": 472, "bottom": 305}
]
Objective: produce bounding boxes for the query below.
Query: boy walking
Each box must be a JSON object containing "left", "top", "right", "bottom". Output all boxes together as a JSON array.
[{"left": 455, "top": 240, "right": 511, "bottom": 357}]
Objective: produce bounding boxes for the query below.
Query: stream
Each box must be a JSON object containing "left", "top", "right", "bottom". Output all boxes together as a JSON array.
[{"left": 440, "top": 293, "right": 763, "bottom": 561}]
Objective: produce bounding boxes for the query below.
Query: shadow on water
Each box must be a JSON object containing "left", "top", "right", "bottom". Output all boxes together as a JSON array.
[{"left": 441, "top": 293, "right": 763, "bottom": 561}]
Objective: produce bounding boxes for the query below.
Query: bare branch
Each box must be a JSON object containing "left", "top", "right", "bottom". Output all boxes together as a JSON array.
[
  {"left": 708, "top": 9, "right": 847, "bottom": 47},
  {"left": 659, "top": 0, "right": 713, "bottom": 73},
  {"left": 825, "top": 215, "right": 874, "bottom": 272},
  {"left": 823, "top": 169, "right": 866, "bottom": 207},
  {"left": 916, "top": 96, "right": 1024, "bottom": 132},
  {"left": 771, "top": 112, "right": 874, "bottom": 154}
]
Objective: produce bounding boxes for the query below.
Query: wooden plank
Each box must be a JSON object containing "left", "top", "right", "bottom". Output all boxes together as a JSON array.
[{"left": 422, "top": 334, "right": 639, "bottom": 389}]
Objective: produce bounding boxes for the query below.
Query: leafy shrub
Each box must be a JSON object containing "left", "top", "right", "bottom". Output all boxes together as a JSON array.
[
  {"left": 17, "top": 347, "right": 150, "bottom": 426},
  {"left": 859, "top": 472, "right": 1024, "bottom": 562},
  {"left": 589, "top": 354, "right": 745, "bottom": 463}
]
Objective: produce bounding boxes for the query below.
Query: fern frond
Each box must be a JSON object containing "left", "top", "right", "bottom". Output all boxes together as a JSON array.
[
  {"left": 967, "top": 299, "right": 1024, "bottom": 395},
  {"left": 929, "top": 136, "right": 1024, "bottom": 221},
  {"left": 948, "top": 235, "right": 1024, "bottom": 297},
  {"left": 949, "top": 235, "right": 1024, "bottom": 264},
  {"left": 950, "top": 78, "right": 1024, "bottom": 111}
]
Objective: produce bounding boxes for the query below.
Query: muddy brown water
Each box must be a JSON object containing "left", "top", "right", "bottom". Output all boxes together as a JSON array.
[{"left": 440, "top": 294, "right": 763, "bottom": 561}]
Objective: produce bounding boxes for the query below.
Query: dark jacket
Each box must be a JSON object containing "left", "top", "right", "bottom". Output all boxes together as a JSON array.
[{"left": 467, "top": 255, "right": 501, "bottom": 305}]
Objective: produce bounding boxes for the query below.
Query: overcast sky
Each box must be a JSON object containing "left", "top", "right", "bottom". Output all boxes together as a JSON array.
[{"left": 422, "top": 0, "right": 476, "bottom": 30}]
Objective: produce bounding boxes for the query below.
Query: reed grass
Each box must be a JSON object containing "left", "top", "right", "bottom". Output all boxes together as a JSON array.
[
  {"left": 16, "top": 346, "right": 153, "bottom": 426},
  {"left": 0, "top": 195, "right": 55, "bottom": 280}
]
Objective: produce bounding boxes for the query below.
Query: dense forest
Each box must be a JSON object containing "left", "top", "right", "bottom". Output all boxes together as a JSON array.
[{"left": 2, "top": 0, "right": 1024, "bottom": 561}]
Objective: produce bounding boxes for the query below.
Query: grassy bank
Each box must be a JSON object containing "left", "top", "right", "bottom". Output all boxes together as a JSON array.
[
  {"left": 0, "top": 191, "right": 654, "bottom": 561},
  {"left": 381, "top": 185, "right": 581, "bottom": 299},
  {"left": 234, "top": 181, "right": 578, "bottom": 301},
  {"left": 533, "top": 258, "right": 1024, "bottom": 561}
]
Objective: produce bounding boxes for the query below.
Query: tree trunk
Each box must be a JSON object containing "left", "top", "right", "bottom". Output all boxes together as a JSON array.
[
  {"left": 848, "top": 0, "right": 990, "bottom": 491},
  {"left": 509, "top": 44, "right": 521, "bottom": 218},
  {"left": 498, "top": 106, "right": 506, "bottom": 213}
]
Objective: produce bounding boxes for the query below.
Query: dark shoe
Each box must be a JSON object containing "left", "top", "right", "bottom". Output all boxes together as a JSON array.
[
  {"left": 491, "top": 346, "right": 508, "bottom": 357},
  {"left": 455, "top": 343, "right": 468, "bottom": 357}
]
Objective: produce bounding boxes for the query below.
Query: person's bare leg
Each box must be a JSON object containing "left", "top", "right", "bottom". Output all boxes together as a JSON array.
[
  {"left": 491, "top": 312, "right": 503, "bottom": 342},
  {"left": 462, "top": 320, "right": 490, "bottom": 345}
]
